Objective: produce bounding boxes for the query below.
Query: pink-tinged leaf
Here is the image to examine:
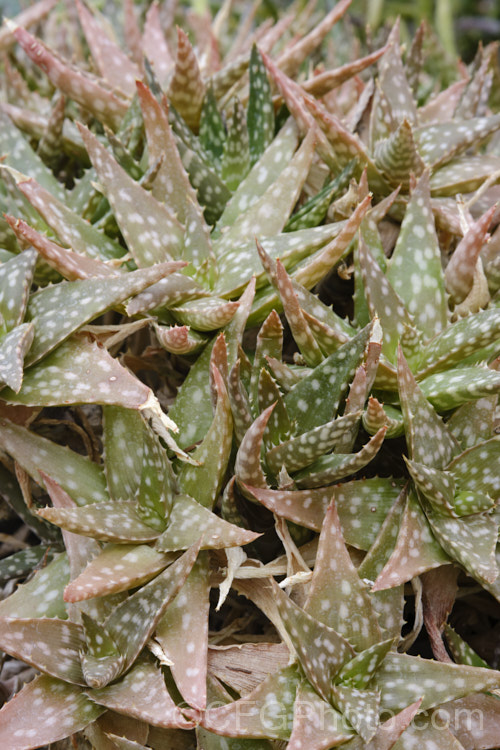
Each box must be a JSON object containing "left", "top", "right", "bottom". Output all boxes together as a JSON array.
[
  {"left": 397, "top": 347, "right": 459, "bottom": 469},
  {"left": 155, "top": 323, "right": 207, "bottom": 355},
  {"left": 284, "top": 323, "right": 372, "bottom": 434},
  {"left": 4, "top": 336, "right": 151, "bottom": 409},
  {"left": 6, "top": 216, "right": 117, "bottom": 280},
  {"left": 250, "top": 310, "right": 283, "bottom": 405},
  {"left": 363, "top": 397, "right": 405, "bottom": 438},
  {"left": 0, "top": 322, "right": 33, "bottom": 393},
  {"left": 418, "top": 80, "right": 468, "bottom": 125},
  {"left": 417, "top": 308, "right": 500, "bottom": 378},
  {"left": 276, "top": 0, "right": 351, "bottom": 75},
  {"left": 103, "top": 543, "right": 199, "bottom": 676},
  {"left": 0, "top": 0, "right": 57, "bottom": 52},
  {"left": 340, "top": 699, "right": 422, "bottom": 750},
  {"left": 15, "top": 177, "right": 124, "bottom": 261},
  {"left": 207, "top": 643, "right": 290, "bottom": 696},
  {"left": 178, "top": 367, "right": 233, "bottom": 509},
  {"left": 125, "top": 273, "right": 206, "bottom": 317},
  {"left": 387, "top": 171, "right": 448, "bottom": 339},
  {"left": 25, "top": 259, "right": 183, "bottom": 364},
  {"left": 64, "top": 544, "right": 172, "bottom": 602},
  {"left": 358, "top": 238, "right": 413, "bottom": 364},
  {"left": 372, "top": 491, "right": 451, "bottom": 591},
  {"left": 155, "top": 494, "right": 260, "bottom": 552},
  {"left": 374, "top": 120, "right": 424, "bottom": 189},
  {"left": 78, "top": 125, "right": 184, "bottom": 266},
  {"left": 415, "top": 114, "right": 500, "bottom": 168},
  {"left": 274, "top": 583, "right": 354, "bottom": 700},
  {"left": 0, "top": 551, "right": 69, "bottom": 619},
  {"left": 137, "top": 83, "right": 198, "bottom": 223},
  {"left": 422, "top": 566, "right": 458, "bottom": 663},
  {"left": 265, "top": 413, "right": 361, "bottom": 475},
  {"left": 287, "top": 680, "right": 354, "bottom": 750},
  {"left": 375, "top": 651, "right": 500, "bottom": 712},
  {"left": 200, "top": 665, "right": 301, "bottom": 740},
  {"left": 41, "top": 473, "right": 100, "bottom": 585},
  {"left": 447, "top": 436, "right": 500, "bottom": 499},
  {"left": 379, "top": 712, "right": 465, "bottom": 749},
  {"left": 12, "top": 26, "right": 128, "bottom": 130},
  {"left": 0, "top": 616, "right": 85, "bottom": 684},
  {"left": 430, "top": 153, "right": 500, "bottom": 197},
  {"left": 305, "top": 500, "right": 381, "bottom": 650},
  {"left": 88, "top": 657, "right": 194, "bottom": 729},
  {"left": 275, "top": 259, "right": 323, "bottom": 366},
  {"left": 154, "top": 551, "right": 210, "bottom": 710},
  {"left": 39, "top": 499, "right": 161, "bottom": 542},
  {"left": 258, "top": 369, "right": 294, "bottom": 446},
  {"left": 377, "top": 26, "right": 417, "bottom": 124},
  {"left": 438, "top": 693, "right": 500, "bottom": 749},
  {"left": 293, "top": 427, "right": 386, "bottom": 489},
  {"left": 456, "top": 43, "right": 496, "bottom": 119},
  {"left": 123, "top": 0, "right": 143, "bottom": 67},
  {"left": 0, "top": 418, "right": 108, "bottom": 506},
  {"left": 426, "top": 509, "right": 498, "bottom": 585},
  {"left": 168, "top": 27, "right": 205, "bottom": 132},
  {"left": 302, "top": 44, "right": 388, "bottom": 97},
  {"left": 142, "top": 2, "right": 173, "bottom": 85},
  {"left": 171, "top": 298, "right": 239, "bottom": 331},
  {"left": 215, "top": 130, "right": 317, "bottom": 257},
  {"left": 0, "top": 247, "right": 36, "bottom": 331},
  {"left": 75, "top": 0, "right": 140, "bottom": 96},
  {"left": 80, "top": 612, "right": 124, "bottom": 689},
  {"left": 228, "top": 360, "right": 253, "bottom": 443},
  {"left": 330, "top": 683, "right": 380, "bottom": 742},
  {"left": 0, "top": 674, "right": 104, "bottom": 749},
  {"left": 235, "top": 405, "right": 274, "bottom": 490}
]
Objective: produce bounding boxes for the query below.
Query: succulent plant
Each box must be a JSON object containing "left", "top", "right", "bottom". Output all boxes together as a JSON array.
[{"left": 0, "top": 1, "right": 499, "bottom": 749}]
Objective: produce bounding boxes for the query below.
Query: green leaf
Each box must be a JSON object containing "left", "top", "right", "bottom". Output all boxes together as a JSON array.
[
  {"left": 419, "top": 366, "right": 500, "bottom": 410},
  {"left": 330, "top": 683, "right": 380, "bottom": 742},
  {"left": 0, "top": 552, "right": 69, "bottom": 619},
  {"left": 0, "top": 418, "right": 108, "bottom": 506},
  {"left": 285, "top": 323, "right": 372, "bottom": 434},
  {"left": 154, "top": 494, "right": 259, "bottom": 552},
  {"left": 178, "top": 366, "right": 233, "bottom": 509},
  {"left": 248, "top": 45, "right": 275, "bottom": 166},
  {"left": 415, "top": 114, "right": 500, "bottom": 168},
  {"left": 448, "top": 436, "right": 500, "bottom": 499},
  {"left": 374, "top": 119, "right": 424, "bottom": 189},
  {"left": 199, "top": 85, "right": 225, "bottom": 167},
  {"left": 221, "top": 98, "right": 250, "bottom": 190},
  {"left": 0, "top": 248, "right": 37, "bottom": 332},
  {"left": 287, "top": 680, "right": 354, "bottom": 750},
  {"left": 0, "top": 544, "right": 55, "bottom": 583},
  {"left": 387, "top": 171, "right": 448, "bottom": 340},
  {"left": 0, "top": 322, "right": 34, "bottom": 392}
]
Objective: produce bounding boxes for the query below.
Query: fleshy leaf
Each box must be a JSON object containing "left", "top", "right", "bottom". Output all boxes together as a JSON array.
[
  {"left": 447, "top": 436, "right": 500, "bottom": 499},
  {"left": 285, "top": 323, "right": 372, "bottom": 433},
  {"left": 387, "top": 171, "right": 448, "bottom": 339},
  {"left": 0, "top": 545, "right": 54, "bottom": 583},
  {"left": 155, "top": 494, "right": 260, "bottom": 552},
  {"left": 374, "top": 120, "right": 424, "bottom": 189},
  {"left": 80, "top": 611, "right": 124, "bottom": 688},
  {"left": 0, "top": 616, "right": 85, "bottom": 684},
  {"left": 142, "top": 2, "right": 173, "bottom": 86},
  {"left": 200, "top": 665, "right": 301, "bottom": 740},
  {"left": 415, "top": 114, "right": 500, "bottom": 168},
  {"left": 274, "top": 582, "right": 354, "bottom": 700},
  {"left": 235, "top": 405, "right": 273, "bottom": 490},
  {"left": 38, "top": 500, "right": 161, "bottom": 543},
  {"left": 293, "top": 428, "right": 386, "bottom": 489},
  {"left": 337, "top": 639, "right": 394, "bottom": 689},
  {"left": 154, "top": 551, "right": 211, "bottom": 710},
  {"left": 178, "top": 367, "right": 233, "bottom": 509},
  {"left": 5, "top": 335, "right": 151, "bottom": 409},
  {"left": 0, "top": 551, "right": 69, "bottom": 619},
  {"left": 79, "top": 125, "right": 184, "bottom": 266},
  {"left": 446, "top": 206, "right": 496, "bottom": 303},
  {"left": 405, "top": 458, "right": 457, "bottom": 516},
  {"left": 221, "top": 98, "right": 250, "bottom": 191},
  {"left": 265, "top": 413, "right": 361, "bottom": 475},
  {"left": 12, "top": 26, "right": 128, "bottom": 130},
  {"left": 199, "top": 85, "right": 225, "bottom": 167},
  {"left": 275, "top": 259, "right": 323, "bottom": 366},
  {"left": 171, "top": 297, "right": 239, "bottom": 331},
  {"left": 88, "top": 657, "right": 194, "bottom": 729},
  {"left": 0, "top": 418, "right": 108, "bottom": 506},
  {"left": 0, "top": 675, "right": 104, "bottom": 749},
  {"left": 247, "top": 45, "right": 274, "bottom": 165},
  {"left": 168, "top": 27, "right": 205, "bottom": 132},
  {"left": 0, "top": 248, "right": 37, "bottom": 332},
  {"left": 64, "top": 544, "right": 172, "bottom": 602},
  {"left": 287, "top": 680, "right": 354, "bottom": 750},
  {"left": 419, "top": 366, "right": 500, "bottom": 410},
  {"left": 25, "top": 260, "right": 183, "bottom": 364},
  {"left": 398, "top": 347, "right": 459, "bottom": 469},
  {"left": 330, "top": 683, "right": 380, "bottom": 742},
  {"left": 102, "top": 543, "right": 199, "bottom": 676},
  {"left": 375, "top": 652, "right": 500, "bottom": 711},
  {"left": 0, "top": 322, "right": 34, "bottom": 393},
  {"left": 305, "top": 500, "right": 381, "bottom": 650},
  {"left": 75, "top": 0, "right": 140, "bottom": 96}
]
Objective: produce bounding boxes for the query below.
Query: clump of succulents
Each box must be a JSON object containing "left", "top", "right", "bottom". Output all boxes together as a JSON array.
[{"left": 0, "top": 0, "right": 499, "bottom": 748}]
